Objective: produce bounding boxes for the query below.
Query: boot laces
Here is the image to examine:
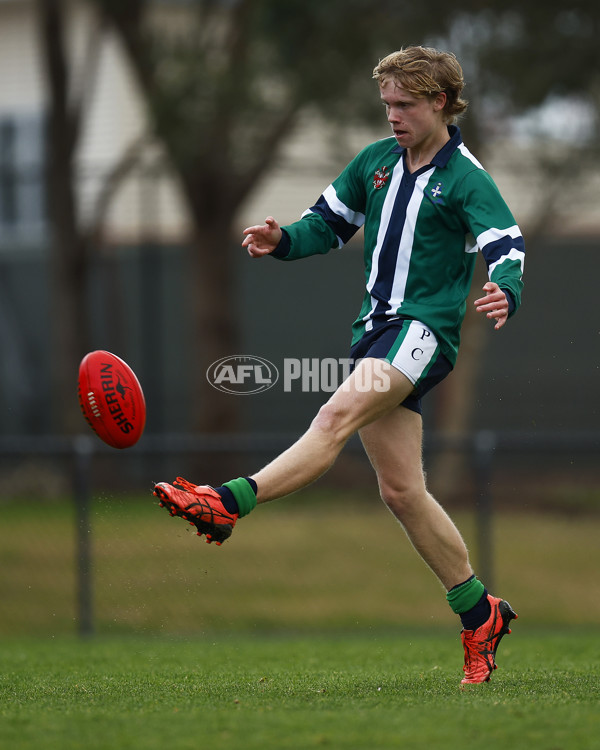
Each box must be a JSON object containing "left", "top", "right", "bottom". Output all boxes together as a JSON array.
[{"left": 174, "top": 476, "right": 198, "bottom": 493}]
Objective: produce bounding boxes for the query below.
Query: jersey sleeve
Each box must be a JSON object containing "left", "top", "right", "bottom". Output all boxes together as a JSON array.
[
  {"left": 458, "top": 168, "right": 525, "bottom": 315},
  {"left": 274, "top": 150, "right": 368, "bottom": 261}
]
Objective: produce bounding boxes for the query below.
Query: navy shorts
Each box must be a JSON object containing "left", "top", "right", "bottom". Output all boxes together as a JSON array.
[{"left": 349, "top": 319, "right": 453, "bottom": 414}]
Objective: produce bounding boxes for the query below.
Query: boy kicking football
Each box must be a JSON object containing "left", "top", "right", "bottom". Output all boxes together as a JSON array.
[{"left": 154, "top": 45, "right": 523, "bottom": 685}]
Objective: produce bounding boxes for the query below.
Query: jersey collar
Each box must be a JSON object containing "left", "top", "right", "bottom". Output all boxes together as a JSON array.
[{"left": 391, "top": 125, "right": 463, "bottom": 168}]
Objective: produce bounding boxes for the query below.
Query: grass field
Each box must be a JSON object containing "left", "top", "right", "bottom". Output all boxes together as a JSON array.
[
  {"left": 1, "top": 630, "right": 599, "bottom": 750},
  {"left": 2, "top": 490, "right": 600, "bottom": 635},
  {"left": 1, "top": 490, "right": 599, "bottom": 747}
]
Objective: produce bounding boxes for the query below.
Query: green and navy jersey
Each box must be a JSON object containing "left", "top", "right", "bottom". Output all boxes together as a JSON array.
[{"left": 273, "top": 126, "right": 525, "bottom": 366}]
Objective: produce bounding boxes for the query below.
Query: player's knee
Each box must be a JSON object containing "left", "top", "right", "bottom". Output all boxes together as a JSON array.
[
  {"left": 379, "top": 481, "right": 423, "bottom": 520},
  {"left": 310, "top": 402, "right": 352, "bottom": 444}
]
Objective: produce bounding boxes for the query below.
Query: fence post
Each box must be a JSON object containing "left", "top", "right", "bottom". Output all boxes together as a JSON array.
[
  {"left": 473, "top": 429, "right": 496, "bottom": 593},
  {"left": 73, "top": 435, "right": 94, "bottom": 637}
]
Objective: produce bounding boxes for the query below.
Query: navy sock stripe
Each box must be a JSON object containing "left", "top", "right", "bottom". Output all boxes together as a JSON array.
[
  {"left": 215, "top": 478, "right": 257, "bottom": 515},
  {"left": 459, "top": 590, "right": 491, "bottom": 631},
  {"left": 214, "top": 485, "right": 238, "bottom": 514}
]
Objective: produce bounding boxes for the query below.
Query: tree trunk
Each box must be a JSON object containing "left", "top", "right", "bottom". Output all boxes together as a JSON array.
[
  {"left": 46, "top": 157, "right": 90, "bottom": 434},
  {"left": 188, "top": 223, "right": 241, "bottom": 433},
  {"left": 38, "top": 0, "right": 90, "bottom": 433}
]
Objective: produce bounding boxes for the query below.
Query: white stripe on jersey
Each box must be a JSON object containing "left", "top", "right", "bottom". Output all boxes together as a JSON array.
[
  {"left": 362, "top": 158, "right": 406, "bottom": 323},
  {"left": 301, "top": 184, "right": 366, "bottom": 249},
  {"left": 464, "top": 234, "right": 478, "bottom": 254},
  {"left": 488, "top": 247, "right": 525, "bottom": 277},
  {"left": 301, "top": 203, "right": 347, "bottom": 249},
  {"left": 363, "top": 164, "right": 435, "bottom": 322},
  {"left": 477, "top": 224, "right": 525, "bottom": 275},
  {"left": 323, "top": 183, "right": 367, "bottom": 227},
  {"left": 477, "top": 224, "right": 522, "bottom": 247},
  {"left": 388, "top": 168, "right": 435, "bottom": 311},
  {"left": 457, "top": 142, "right": 484, "bottom": 169}
]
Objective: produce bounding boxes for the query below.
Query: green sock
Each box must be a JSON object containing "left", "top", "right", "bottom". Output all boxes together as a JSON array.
[
  {"left": 222, "top": 477, "right": 257, "bottom": 518},
  {"left": 446, "top": 575, "right": 485, "bottom": 614}
]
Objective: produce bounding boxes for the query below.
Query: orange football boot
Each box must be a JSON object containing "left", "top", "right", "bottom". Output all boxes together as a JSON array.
[
  {"left": 153, "top": 477, "right": 238, "bottom": 545},
  {"left": 460, "top": 595, "right": 518, "bottom": 684}
]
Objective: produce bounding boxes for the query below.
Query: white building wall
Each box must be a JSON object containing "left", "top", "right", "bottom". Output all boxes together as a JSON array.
[{"left": 0, "top": 0, "right": 44, "bottom": 111}]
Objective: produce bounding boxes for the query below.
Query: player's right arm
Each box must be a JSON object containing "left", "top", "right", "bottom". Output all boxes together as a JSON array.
[
  {"left": 243, "top": 146, "right": 369, "bottom": 262},
  {"left": 242, "top": 216, "right": 282, "bottom": 258}
]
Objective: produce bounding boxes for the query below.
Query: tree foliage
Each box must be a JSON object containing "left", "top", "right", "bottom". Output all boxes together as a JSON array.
[
  {"left": 472, "top": 1, "right": 600, "bottom": 108},
  {"left": 95, "top": 0, "right": 458, "bottom": 218},
  {"left": 96, "top": 0, "right": 600, "bottom": 237}
]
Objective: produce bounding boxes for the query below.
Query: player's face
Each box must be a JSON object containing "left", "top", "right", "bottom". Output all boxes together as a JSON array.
[{"left": 380, "top": 79, "right": 447, "bottom": 150}]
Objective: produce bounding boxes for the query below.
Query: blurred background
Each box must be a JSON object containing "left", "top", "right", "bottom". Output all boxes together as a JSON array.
[{"left": 0, "top": 0, "right": 599, "bottom": 637}]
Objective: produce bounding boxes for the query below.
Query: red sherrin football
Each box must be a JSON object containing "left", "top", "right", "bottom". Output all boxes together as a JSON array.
[{"left": 78, "top": 350, "right": 146, "bottom": 449}]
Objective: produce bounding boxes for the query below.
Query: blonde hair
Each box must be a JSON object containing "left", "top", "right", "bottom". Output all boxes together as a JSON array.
[{"left": 373, "top": 46, "right": 468, "bottom": 123}]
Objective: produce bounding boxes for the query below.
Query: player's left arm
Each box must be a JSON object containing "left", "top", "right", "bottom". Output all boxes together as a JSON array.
[
  {"left": 473, "top": 281, "right": 511, "bottom": 330},
  {"left": 460, "top": 169, "right": 525, "bottom": 331}
]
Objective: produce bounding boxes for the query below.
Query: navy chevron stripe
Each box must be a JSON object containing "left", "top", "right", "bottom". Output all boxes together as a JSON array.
[
  {"left": 481, "top": 233, "right": 525, "bottom": 267},
  {"left": 371, "top": 171, "right": 418, "bottom": 315},
  {"left": 308, "top": 194, "right": 362, "bottom": 246}
]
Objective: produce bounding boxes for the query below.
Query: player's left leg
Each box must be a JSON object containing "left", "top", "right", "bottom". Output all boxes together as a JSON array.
[
  {"left": 359, "top": 406, "right": 517, "bottom": 683},
  {"left": 359, "top": 405, "right": 472, "bottom": 590}
]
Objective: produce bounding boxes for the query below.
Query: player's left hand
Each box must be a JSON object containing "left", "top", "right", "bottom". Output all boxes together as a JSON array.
[{"left": 474, "top": 282, "right": 509, "bottom": 330}]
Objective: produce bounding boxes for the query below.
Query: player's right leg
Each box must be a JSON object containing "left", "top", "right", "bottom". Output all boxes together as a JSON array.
[
  {"left": 246, "top": 357, "right": 414, "bottom": 502},
  {"left": 154, "top": 357, "right": 414, "bottom": 541},
  {"left": 153, "top": 478, "right": 239, "bottom": 545}
]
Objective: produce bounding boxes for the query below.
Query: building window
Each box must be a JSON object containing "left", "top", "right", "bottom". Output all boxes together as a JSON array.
[{"left": 0, "top": 114, "right": 46, "bottom": 245}]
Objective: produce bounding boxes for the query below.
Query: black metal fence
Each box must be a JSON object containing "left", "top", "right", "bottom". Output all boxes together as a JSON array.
[{"left": 1, "top": 429, "right": 598, "bottom": 637}]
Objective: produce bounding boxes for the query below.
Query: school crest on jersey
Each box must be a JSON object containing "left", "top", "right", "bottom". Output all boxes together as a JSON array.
[
  {"left": 373, "top": 166, "right": 390, "bottom": 190},
  {"left": 430, "top": 181, "right": 445, "bottom": 205}
]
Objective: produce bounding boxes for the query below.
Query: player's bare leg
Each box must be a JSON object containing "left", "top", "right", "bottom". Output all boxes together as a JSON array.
[
  {"left": 154, "top": 354, "right": 517, "bottom": 681},
  {"left": 250, "top": 358, "right": 414, "bottom": 503},
  {"left": 359, "top": 406, "right": 472, "bottom": 590},
  {"left": 154, "top": 358, "right": 412, "bottom": 540},
  {"left": 360, "top": 408, "right": 517, "bottom": 683}
]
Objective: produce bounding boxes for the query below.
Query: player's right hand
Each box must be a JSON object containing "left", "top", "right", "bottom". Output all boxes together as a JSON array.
[{"left": 242, "top": 216, "right": 282, "bottom": 258}]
